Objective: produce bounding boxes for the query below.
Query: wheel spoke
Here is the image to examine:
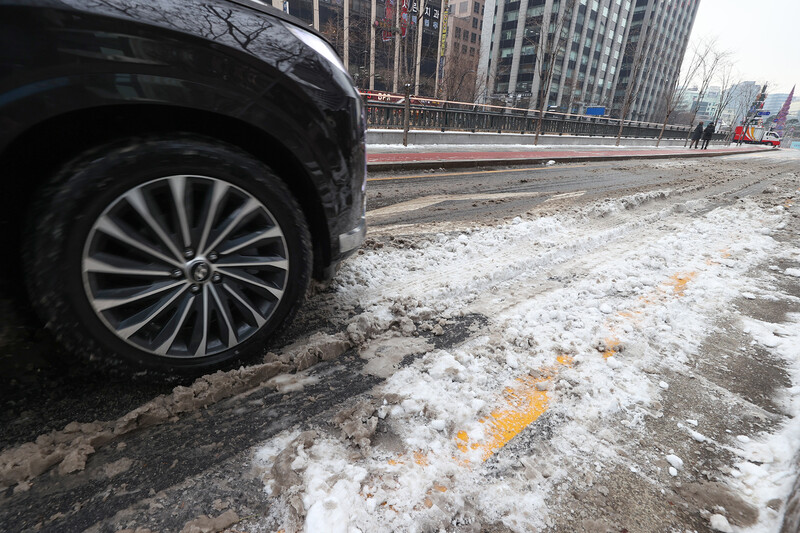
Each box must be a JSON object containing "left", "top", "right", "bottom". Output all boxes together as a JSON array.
[
  {"left": 83, "top": 255, "right": 173, "bottom": 277},
  {"left": 203, "top": 197, "right": 262, "bottom": 255},
  {"left": 116, "top": 285, "right": 188, "bottom": 339},
  {"left": 222, "top": 283, "right": 267, "bottom": 327},
  {"left": 168, "top": 176, "right": 192, "bottom": 250},
  {"left": 197, "top": 181, "right": 229, "bottom": 255},
  {"left": 96, "top": 215, "right": 182, "bottom": 268},
  {"left": 153, "top": 293, "right": 195, "bottom": 355},
  {"left": 93, "top": 279, "right": 186, "bottom": 312},
  {"left": 191, "top": 286, "right": 209, "bottom": 357},
  {"left": 124, "top": 187, "right": 184, "bottom": 262},
  {"left": 217, "top": 267, "right": 284, "bottom": 300},
  {"left": 209, "top": 283, "right": 237, "bottom": 346},
  {"left": 217, "top": 227, "right": 282, "bottom": 256},
  {"left": 216, "top": 255, "right": 289, "bottom": 270}
]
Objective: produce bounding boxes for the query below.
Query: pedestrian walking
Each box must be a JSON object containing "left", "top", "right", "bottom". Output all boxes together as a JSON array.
[
  {"left": 690, "top": 122, "right": 703, "bottom": 149},
  {"left": 701, "top": 122, "right": 715, "bottom": 150}
]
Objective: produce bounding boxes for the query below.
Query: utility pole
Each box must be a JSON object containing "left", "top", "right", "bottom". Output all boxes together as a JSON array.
[
  {"left": 313, "top": 0, "right": 319, "bottom": 30},
  {"left": 369, "top": 0, "right": 376, "bottom": 90},
  {"left": 392, "top": 0, "right": 401, "bottom": 92},
  {"left": 403, "top": 83, "right": 411, "bottom": 146},
  {"left": 414, "top": 1, "right": 425, "bottom": 95}
]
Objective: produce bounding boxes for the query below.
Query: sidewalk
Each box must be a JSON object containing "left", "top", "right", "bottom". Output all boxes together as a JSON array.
[{"left": 366, "top": 143, "right": 773, "bottom": 172}]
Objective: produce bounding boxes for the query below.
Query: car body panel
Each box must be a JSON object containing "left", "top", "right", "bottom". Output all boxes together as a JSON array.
[{"left": 0, "top": 0, "right": 366, "bottom": 273}]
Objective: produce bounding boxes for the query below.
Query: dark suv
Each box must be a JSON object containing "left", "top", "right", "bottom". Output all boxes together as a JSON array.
[{"left": 0, "top": 0, "right": 366, "bottom": 371}]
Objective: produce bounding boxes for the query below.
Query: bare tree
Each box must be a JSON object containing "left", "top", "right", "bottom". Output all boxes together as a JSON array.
[
  {"left": 614, "top": 30, "right": 650, "bottom": 146},
  {"left": 681, "top": 38, "right": 728, "bottom": 146},
  {"left": 529, "top": 0, "right": 577, "bottom": 145},
  {"left": 442, "top": 50, "right": 478, "bottom": 102},
  {"left": 729, "top": 81, "right": 759, "bottom": 131},
  {"left": 711, "top": 62, "right": 738, "bottom": 130},
  {"left": 655, "top": 42, "right": 704, "bottom": 147}
]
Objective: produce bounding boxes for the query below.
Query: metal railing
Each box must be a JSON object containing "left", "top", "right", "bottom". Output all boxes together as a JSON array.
[{"left": 364, "top": 97, "right": 728, "bottom": 141}]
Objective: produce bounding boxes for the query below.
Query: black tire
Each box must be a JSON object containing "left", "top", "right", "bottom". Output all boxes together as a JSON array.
[{"left": 25, "top": 135, "right": 312, "bottom": 373}]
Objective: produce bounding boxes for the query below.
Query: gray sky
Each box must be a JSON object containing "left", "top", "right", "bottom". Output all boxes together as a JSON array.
[{"left": 687, "top": 0, "right": 798, "bottom": 94}]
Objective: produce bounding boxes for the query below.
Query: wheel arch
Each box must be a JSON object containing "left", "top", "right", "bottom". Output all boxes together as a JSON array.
[{"left": 0, "top": 104, "right": 333, "bottom": 295}]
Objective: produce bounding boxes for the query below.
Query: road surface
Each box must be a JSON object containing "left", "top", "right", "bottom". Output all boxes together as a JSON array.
[{"left": 1, "top": 149, "right": 799, "bottom": 533}]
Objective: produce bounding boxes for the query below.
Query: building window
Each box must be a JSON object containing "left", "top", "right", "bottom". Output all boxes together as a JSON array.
[
  {"left": 473, "top": 17, "right": 478, "bottom": 27},
  {"left": 462, "top": 44, "right": 468, "bottom": 53},
  {"left": 470, "top": 47, "right": 475, "bottom": 55},
  {"left": 528, "top": 5, "right": 545, "bottom": 16},
  {"left": 455, "top": 27, "right": 462, "bottom": 38},
  {"left": 474, "top": 1, "right": 480, "bottom": 13},
  {"left": 471, "top": 32, "right": 477, "bottom": 42},
  {"left": 459, "top": 1, "right": 468, "bottom": 13}
]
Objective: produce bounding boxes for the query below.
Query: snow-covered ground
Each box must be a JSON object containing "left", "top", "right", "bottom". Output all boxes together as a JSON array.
[{"left": 253, "top": 174, "right": 800, "bottom": 532}]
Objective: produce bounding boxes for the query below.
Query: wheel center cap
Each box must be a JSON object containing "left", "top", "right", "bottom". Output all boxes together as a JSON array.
[{"left": 191, "top": 261, "right": 211, "bottom": 282}]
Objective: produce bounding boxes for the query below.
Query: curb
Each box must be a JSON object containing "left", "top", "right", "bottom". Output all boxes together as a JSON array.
[{"left": 366, "top": 147, "right": 770, "bottom": 173}]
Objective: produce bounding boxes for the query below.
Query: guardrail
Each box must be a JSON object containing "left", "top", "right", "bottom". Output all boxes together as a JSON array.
[{"left": 364, "top": 98, "right": 728, "bottom": 141}]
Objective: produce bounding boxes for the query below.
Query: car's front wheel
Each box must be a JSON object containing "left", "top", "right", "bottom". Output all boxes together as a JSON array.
[{"left": 25, "top": 135, "right": 312, "bottom": 372}]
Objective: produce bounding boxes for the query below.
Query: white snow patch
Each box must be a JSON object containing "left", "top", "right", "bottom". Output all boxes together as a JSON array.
[
  {"left": 665, "top": 454, "right": 684, "bottom": 470},
  {"left": 251, "top": 193, "right": 795, "bottom": 532},
  {"left": 709, "top": 513, "right": 733, "bottom": 532}
]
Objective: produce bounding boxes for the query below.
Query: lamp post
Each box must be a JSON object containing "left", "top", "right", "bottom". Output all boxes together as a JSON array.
[{"left": 403, "top": 83, "right": 412, "bottom": 146}]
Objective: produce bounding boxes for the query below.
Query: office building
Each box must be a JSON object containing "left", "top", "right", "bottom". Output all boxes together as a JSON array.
[
  {"left": 477, "top": 0, "right": 697, "bottom": 120},
  {"left": 613, "top": 0, "right": 698, "bottom": 122}
]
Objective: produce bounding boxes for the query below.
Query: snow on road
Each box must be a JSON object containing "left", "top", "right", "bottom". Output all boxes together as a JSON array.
[{"left": 254, "top": 182, "right": 800, "bottom": 532}]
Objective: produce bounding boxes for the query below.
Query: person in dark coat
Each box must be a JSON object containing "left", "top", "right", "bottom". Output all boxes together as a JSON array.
[
  {"left": 701, "top": 122, "right": 715, "bottom": 149},
  {"left": 690, "top": 122, "right": 704, "bottom": 149}
]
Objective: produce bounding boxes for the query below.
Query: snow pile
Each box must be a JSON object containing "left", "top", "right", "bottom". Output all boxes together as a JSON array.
[{"left": 254, "top": 193, "right": 794, "bottom": 532}]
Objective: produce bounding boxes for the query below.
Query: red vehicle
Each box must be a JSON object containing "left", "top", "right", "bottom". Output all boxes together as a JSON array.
[{"left": 734, "top": 125, "right": 781, "bottom": 147}]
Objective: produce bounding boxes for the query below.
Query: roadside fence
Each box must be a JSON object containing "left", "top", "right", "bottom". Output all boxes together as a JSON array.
[{"left": 363, "top": 93, "right": 728, "bottom": 142}]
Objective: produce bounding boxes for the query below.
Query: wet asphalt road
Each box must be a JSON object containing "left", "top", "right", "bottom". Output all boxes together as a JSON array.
[
  {"left": 2, "top": 155, "right": 726, "bottom": 452},
  {"left": 0, "top": 149, "right": 796, "bottom": 532}
]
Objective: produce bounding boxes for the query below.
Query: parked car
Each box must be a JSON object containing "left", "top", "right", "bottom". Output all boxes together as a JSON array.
[{"left": 0, "top": 0, "right": 366, "bottom": 372}]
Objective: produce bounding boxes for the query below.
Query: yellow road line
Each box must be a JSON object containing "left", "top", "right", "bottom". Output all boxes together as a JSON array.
[
  {"left": 367, "top": 163, "right": 587, "bottom": 182},
  {"left": 456, "top": 355, "right": 573, "bottom": 462},
  {"left": 455, "top": 264, "right": 709, "bottom": 462}
]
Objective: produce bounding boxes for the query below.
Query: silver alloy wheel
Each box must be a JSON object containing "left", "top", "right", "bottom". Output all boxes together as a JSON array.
[{"left": 81, "top": 175, "right": 289, "bottom": 358}]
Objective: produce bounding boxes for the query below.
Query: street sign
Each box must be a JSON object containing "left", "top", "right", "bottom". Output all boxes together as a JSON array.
[
  {"left": 586, "top": 106, "right": 606, "bottom": 116},
  {"left": 757, "top": 111, "right": 770, "bottom": 116}
]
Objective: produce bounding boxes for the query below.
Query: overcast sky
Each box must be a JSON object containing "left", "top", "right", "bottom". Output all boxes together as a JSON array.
[{"left": 687, "top": 0, "right": 798, "bottom": 95}]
